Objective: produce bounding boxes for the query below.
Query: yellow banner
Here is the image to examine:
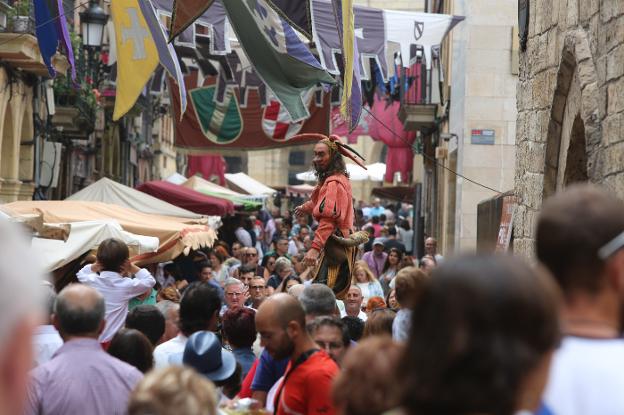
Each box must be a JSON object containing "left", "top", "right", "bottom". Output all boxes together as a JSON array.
[{"left": 111, "top": 0, "right": 158, "bottom": 120}]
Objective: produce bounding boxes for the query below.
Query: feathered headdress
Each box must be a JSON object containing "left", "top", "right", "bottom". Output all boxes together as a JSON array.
[{"left": 292, "top": 133, "right": 367, "bottom": 169}]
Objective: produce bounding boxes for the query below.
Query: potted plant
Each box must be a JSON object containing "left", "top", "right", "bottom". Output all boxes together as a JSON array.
[{"left": 8, "top": 0, "right": 30, "bottom": 33}]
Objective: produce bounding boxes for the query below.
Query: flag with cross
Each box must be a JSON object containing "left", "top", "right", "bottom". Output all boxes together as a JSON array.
[{"left": 111, "top": 0, "right": 159, "bottom": 120}]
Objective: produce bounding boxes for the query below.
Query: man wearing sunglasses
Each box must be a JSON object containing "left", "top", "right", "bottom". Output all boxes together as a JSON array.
[
  {"left": 243, "top": 248, "right": 265, "bottom": 277},
  {"left": 536, "top": 184, "right": 624, "bottom": 415}
]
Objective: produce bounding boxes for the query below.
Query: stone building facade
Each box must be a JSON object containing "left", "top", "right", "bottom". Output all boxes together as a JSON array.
[
  {"left": 442, "top": 0, "right": 518, "bottom": 252},
  {"left": 514, "top": 0, "right": 624, "bottom": 255}
]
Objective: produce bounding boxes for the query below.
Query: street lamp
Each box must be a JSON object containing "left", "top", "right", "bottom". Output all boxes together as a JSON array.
[
  {"left": 80, "top": 1, "right": 109, "bottom": 48},
  {"left": 79, "top": 1, "right": 109, "bottom": 88}
]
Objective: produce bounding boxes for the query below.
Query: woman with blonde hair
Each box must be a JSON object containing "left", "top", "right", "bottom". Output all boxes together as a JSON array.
[
  {"left": 352, "top": 261, "right": 384, "bottom": 305},
  {"left": 128, "top": 366, "right": 218, "bottom": 415}
]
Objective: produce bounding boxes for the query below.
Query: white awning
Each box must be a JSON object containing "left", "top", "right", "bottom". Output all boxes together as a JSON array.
[
  {"left": 32, "top": 220, "right": 159, "bottom": 271},
  {"left": 225, "top": 172, "right": 277, "bottom": 196},
  {"left": 68, "top": 177, "right": 204, "bottom": 220},
  {"left": 165, "top": 172, "right": 188, "bottom": 185}
]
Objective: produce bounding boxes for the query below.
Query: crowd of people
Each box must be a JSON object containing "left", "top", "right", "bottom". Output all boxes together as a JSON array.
[{"left": 5, "top": 183, "right": 624, "bottom": 414}]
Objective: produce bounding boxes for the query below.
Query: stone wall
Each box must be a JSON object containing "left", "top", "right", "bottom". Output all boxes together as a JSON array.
[{"left": 514, "top": 0, "right": 624, "bottom": 256}]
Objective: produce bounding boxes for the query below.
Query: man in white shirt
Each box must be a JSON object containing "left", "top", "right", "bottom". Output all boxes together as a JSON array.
[
  {"left": 76, "top": 238, "right": 155, "bottom": 344},
  {"left": 536, "top": 184, "right": 624, "bottom": 415},
  {"left": 153, "top": 282, "right": 221, "bottom": 368},
  {"left": 32, "top": 284, "right": 63, "bottom": 366},
  {"left": 340, "top": 286, "right": 367, "bottom": 321}
]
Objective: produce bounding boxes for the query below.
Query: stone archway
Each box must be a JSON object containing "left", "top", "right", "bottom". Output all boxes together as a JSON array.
[
  {"left": 0, "top": 104, "right": 14, "bottom": 179},
  {"left": 542, "top": 30, "right": 602, "bottom": 199},
  {"left": 562, "top": 114, "right": 588, "bottom": 185}
]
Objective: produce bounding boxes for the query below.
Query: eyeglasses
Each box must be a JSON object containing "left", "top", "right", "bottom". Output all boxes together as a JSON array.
[
  {"left": 250, "top": 285, "right": 265, "bottom": 290},
  {"left": 599, "top": 231, "right": 624, "bottom": 260},
  {"left": 245, "top": 253, "right": 258, "bottom": 257},
  {"left": 226, "top": 292, "right": 243, "bottom": 297}
]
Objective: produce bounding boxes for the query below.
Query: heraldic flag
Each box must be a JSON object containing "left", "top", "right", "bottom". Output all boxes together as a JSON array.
[
  {"left": 223, "top": 0, "right": 334, "bottom": 122},
  {"left": 111, "top": 0, "right": 159, "bottom": 121}
]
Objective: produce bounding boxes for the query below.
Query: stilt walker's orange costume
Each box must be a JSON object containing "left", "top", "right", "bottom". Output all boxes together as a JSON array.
[{"left": 293, "top": 134, "right": 368, "bottom": 299}]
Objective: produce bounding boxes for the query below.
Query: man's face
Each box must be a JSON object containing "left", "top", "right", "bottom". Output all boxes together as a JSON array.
[
  {"left": 299, "top": 228, "right": 310, "bottom": 241},
  {"left": 244, "top": 249, "right": 259, "bottom": 266},
  {"left": 232, "top": 243, "right": 242, "bottom": 259},
  {"left": 303, "top": 236, "right": 312, "bottom": 250},
  {"left": 199, "top": 267, "right": 212, "bottom": 282},
  {"left": 256, "top": 313, "right": 295, "bottom": 360},
  {"left": 297, "top": 215, "right": 308, "bottom": 226},
  {"left": 313, "top": 143, "right": 332, "bottom": 173},
  {"left": 425, "top": 238, "right": 437, "bottom": 255},
  {"left": 346, "top": 287, "right": 363, "bottom": 312},
  {"left": 250, "top": 279, "right": 266, "bottom": 302},
  {"left": 276, "top": 240, "right": 289, "bottom": 255},
  {"left": 313, "top": 325, "right": 346, "bottom": 365},
  {"left": 240, "top": 272, "right": 254, "bottom": 287},
  {"left": 225, "top": 283, "right": 244, "bottom": 308},
  {"left": 373, "top": 244, "right": 384, "bottom": 254}
]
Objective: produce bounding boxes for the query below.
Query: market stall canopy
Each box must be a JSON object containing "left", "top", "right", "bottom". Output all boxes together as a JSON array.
[
  {"left": 296, "top": 164, "right": 371, "bottom": 182},
  {"left": 32, "top": 220, "right": 159, "bottom": 272},
  {"left": 3, "top": 201, "right": 217, "bottom": 265},
  {"left": 371, "top": 186, "right": 416, "bottom": 203},
  {"left": 183, "top": 176, "right": 262, "bottom": 211},
  {"left": 286, "top": 184, "right": 315, "bottom": 197},
  {"left": 67, "top": 177, "right": 203, "bottom": 220},
  {"left": 137, "top": 180, "right": 235, "bottom": 216},
  {"left": 225, "top": 173, "right": 277, "bottom": 196},
  {"left": 165, "top": 172, "right": 189, "bottom": 185},
  {"left": 366, "top": 163, "right": 386, "bottom": 182}
]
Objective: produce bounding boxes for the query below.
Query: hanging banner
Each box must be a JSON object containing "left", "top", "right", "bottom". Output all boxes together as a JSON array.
[
  {"left": 311, "top": 0, "right": 387, "bottom": 81},
  {"left": 170, "top": 70, "right": 330, "bottom": 152},
  {"left": 151, "top": 0, "right": 230, "bottom": 55}
]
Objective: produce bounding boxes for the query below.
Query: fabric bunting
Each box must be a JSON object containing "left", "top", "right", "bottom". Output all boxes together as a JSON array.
[
  {"left": 152, "top": 0, "right": 230, "bottom": 56},
  {"left": 169, "top": 0, "right": 214, "bottom": 41},
  {"left": 138, "top": 0, "right": 188, "bottom": 119},
  {"left": 111, "top": 0, "right": 158, "bottom": 120},
  {"left": 266, "top": 0, "right": 313, "bottom": 39},
  {"left": 33, "top": 0, "right": 76, "bottom": 81},
  {"left": 330, "top": 0, "right": 362, "bottom": 132},
  {"left": 222, "top": 0, "right": 334, "bottom": 122},
  {"left": 169, "top": 70, "right": 331, "bottom": 151},
  {"left": 384, "top": 10, "right": 464, "bottom": 68}
]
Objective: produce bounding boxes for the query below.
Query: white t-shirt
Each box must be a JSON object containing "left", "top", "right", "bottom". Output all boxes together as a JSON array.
[
  {"left": 540, "top": 336, "right": 624, "bottom": 415},
  {"left": 340, "top": 308, "right": 368, "bottom": 321},
  {"left": 153, "top": 334, "right": 188, "bottom": 368}
]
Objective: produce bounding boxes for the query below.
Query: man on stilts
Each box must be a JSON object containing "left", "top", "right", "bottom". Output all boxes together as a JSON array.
[{"left": 293, "top": 134, "right": 368, "bottom": 299}]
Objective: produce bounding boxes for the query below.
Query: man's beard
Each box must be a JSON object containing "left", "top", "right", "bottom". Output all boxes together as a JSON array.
[
  {"left": 313, "top": 163, "right": 327, "bottom": 175},
  {"left": 270, "top": 338, "right": 296, "bottom": 360}
]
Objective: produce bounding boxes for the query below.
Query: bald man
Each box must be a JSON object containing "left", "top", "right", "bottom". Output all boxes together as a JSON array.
[
  {"left": 424, "top": 237, "right": 444, "bottom": 262},
  {"left": 256, "top": 294, "right": 338, "bottom": 415},
  {"left": 26, "top": 284, "right": 143, "bottom": 415}
]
